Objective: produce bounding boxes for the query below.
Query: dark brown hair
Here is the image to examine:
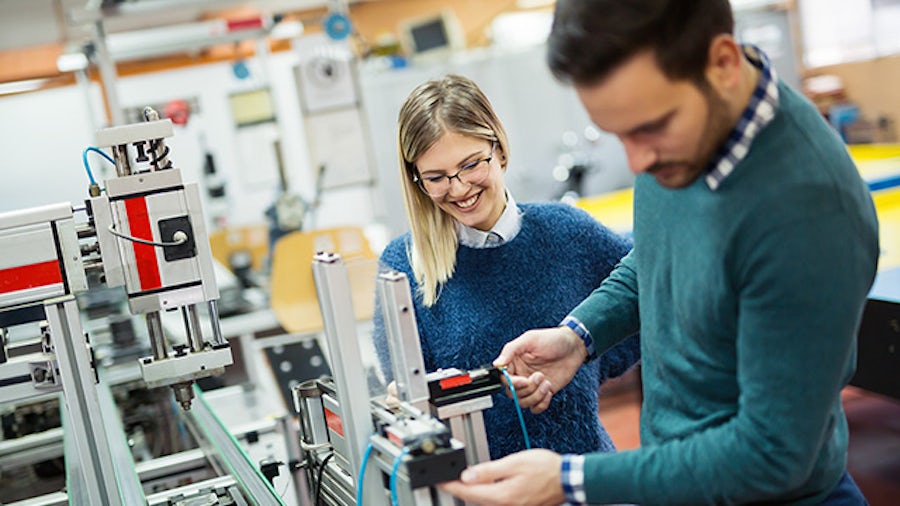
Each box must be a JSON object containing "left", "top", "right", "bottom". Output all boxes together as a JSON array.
[{"left": 547, "top": 0, "right": 734, "bottom": 86}]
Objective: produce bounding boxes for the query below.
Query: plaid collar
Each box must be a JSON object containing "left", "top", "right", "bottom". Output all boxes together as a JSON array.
[{"left": 705, "top": 45, "right": 780, "bottom": 190}]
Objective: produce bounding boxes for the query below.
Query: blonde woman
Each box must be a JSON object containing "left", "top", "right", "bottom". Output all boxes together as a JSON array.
[{"left": 372, "top": 74, "right": 639, "bottom": 459}]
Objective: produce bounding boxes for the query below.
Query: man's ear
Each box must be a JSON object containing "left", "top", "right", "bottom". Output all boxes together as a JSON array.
[{"left": 704, "top": 34, "right": 743, "bottom": 94}]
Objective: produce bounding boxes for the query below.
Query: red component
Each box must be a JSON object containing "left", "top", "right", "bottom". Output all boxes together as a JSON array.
[
  {"left": 164, "top": 99, "right": 191, "bottom": 126},
  {"left": 124, "top": 197, "right": 162, "bottom": 291},
  {"left": 227, "top": 17, "right": 264, "bottom": 31},
  {"left": 0, "top": 260, "right": 63, "bottom": 294},
  {"left": 324, "top": 407, "right": 345, "bottom": 437},
  {"left": 387, "top": 430, "right": 404, "bottom": 448},
  {"left": 440, "top": 374, "right": 473, "bottom": 390}
]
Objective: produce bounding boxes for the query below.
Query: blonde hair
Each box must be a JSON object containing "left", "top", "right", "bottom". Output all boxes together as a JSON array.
[{"left": 397, "top": 74, "right": 510, "bottom": 306}]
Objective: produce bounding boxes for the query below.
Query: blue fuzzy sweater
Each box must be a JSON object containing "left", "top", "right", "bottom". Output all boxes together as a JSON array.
[{"left": 373, "top": 202, "right": 639, "bottom": 459}]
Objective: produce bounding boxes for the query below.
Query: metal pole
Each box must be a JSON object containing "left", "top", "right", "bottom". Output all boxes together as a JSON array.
[
  {"left": 45, "top": 295, "right": 124, "bottom": 505},
  {"left": 186, "top": 304, "right": 205, "bottom": 352},
  {"left": 207, "top": 300, "right": 226, "bottom": 345},
  {"left": 146, "top": 311, "right": 168, "bottom": 360},
  {"left": 91, "top": 19, "right": 126, "bottom": 126},
  {"left": 311, "top": 252, "right": 383, "bottom": 502},
  {"left": 377, "top": 271, "right": 430, "bottom": 412},
  {"left": 111, "top": 144, "right": 131, "bottom": 177}
]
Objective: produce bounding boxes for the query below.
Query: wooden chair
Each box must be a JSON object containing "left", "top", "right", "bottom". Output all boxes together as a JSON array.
[
  {"left": 208, "top": 223, "right": 270, "bottom": 273},
  {"left": 269, "top": 226, "right": 379, "bottom": 334}
]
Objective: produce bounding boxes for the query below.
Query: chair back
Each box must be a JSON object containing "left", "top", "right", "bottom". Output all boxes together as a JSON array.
[{"left": 269, "top": 226, "right": 378, "bottom": 334}]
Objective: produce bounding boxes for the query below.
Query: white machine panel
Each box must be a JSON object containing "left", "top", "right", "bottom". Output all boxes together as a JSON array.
[
  {"left": 0, "top": 220, "right": 65, "bottom": 307},
  {"left": 0, "top": 222, "right": 58, "bottom": 268},
  {"left": 95, "top": 118, "right": 173, "bottom": 147}
]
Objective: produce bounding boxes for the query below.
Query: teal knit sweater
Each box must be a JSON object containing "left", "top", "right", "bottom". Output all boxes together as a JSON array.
[
  {"left": 373, "top": 202, "right": 639, "bottom": 459},
  {"left": 571, "top": 83, "right": 879, "bottom": 504}
]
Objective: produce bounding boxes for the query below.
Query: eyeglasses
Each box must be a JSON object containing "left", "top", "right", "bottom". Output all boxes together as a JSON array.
[{"left": 414, "top": 143, "right": 496, "bottom": 197}]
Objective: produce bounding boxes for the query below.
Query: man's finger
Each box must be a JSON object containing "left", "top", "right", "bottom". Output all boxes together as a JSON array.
[
  {"left": 528, "top": 371, "right": 545, "bottom": 387},
  {"left": 458, "top": 459, "right": 514, "bottom": 484},
  {"left": 529, "top": 385, "right": 553, "bottom": 414},
  {"left": 440, "top": 480, "right": 505, "bottom": 505},
  {"left": 510, "top": 374, "right": 536, "bottom": 394},
  {"left": 494, "top": 335, "right": 529, "bottom": 370},
  {"left": 516, "top": 379, "right": 552, "bottom": 409}
]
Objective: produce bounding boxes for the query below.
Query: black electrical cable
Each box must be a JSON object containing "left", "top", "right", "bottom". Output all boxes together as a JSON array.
[{"left": 313, "top": 452, "right": 335, "bottom": 505}]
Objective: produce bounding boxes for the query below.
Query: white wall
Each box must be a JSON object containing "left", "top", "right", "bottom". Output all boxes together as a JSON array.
[
  {"left": 0, "top": 83, "right": 105, "bottom": 212},
  {"left": 0, "top": 43, "right": 379, "bottom": 233}
]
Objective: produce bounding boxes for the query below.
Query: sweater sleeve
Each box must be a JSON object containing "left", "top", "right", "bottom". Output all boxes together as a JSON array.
[
  {"left": 569, "top": 250, "right": 641, "bottom": 355},
  {"left": 584, "top": 222, "right": 641, "bottom": 381},
  {"left": 580, "top": 206, "right": 876, "bottom": 504},
  {"left": 597, "top": 334, "right": 640, "bottom": 382}
]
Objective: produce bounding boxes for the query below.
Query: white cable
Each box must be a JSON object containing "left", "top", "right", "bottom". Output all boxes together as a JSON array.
[
  {"left": 108, "top": 224, "right": 188, "bottom": 247},
  {"left": 300, "top": 440, "right": 332, "bottom": 452}
]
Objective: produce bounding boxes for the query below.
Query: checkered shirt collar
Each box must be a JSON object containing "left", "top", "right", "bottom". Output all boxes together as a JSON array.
[{"left": 705, "top": 45, "right": 780, "bottom": 190}]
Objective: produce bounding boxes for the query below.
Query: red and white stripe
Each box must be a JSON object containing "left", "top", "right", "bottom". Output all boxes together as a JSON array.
[{"left": 0, "top": 222, "right": 64, "bottom": 304}]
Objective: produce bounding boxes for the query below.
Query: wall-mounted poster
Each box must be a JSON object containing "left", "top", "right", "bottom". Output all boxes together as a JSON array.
[
  {"left": 228, "top": 87, "right": 276, "bottom": 127},
  {"left": 304, "top": 107, "right": 372, "bottom": 189},
  {"left": 294, "top": 34, "right": 359, "bottom": 114}
]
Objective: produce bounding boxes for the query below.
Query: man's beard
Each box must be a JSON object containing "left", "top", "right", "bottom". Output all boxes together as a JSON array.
[{"left": 647, "top": 85, "right": 733, "bottom": 188}]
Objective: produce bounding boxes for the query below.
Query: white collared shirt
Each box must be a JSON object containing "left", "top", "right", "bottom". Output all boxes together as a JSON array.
[{"left": 456, "top": 190, "right": 521, "bottom": 248}]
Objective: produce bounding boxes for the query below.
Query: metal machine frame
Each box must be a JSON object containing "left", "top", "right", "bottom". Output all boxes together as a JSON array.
[
  {"left": 0, "top": 109, "right": 284, "bottom": 505},
  {"left": 292, "top": 252, "right": 502, "bottom": 505}
]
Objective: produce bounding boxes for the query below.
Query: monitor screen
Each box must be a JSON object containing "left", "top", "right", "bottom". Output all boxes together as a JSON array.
[
  {"left": 410, "top": 18, "right": 450, "bottom": 53},
  {"left": 400, "top": 10, "right": 462, "bottom": 57}
]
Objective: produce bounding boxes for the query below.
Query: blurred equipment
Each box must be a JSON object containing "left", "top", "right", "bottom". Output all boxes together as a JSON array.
[
  {"left": 0, "top": 108, "right": 241, "bottom": 504},
  {"left": 163, "top": 99, "right": 192, "bottom": 127},
  {"left": 208, "top": 224, "right": 270, "bottom": 291},
  {"left": 552, "top": 126, "right": 610, "bottom": 202},
  {"left": 292, "top": 253, "right": 499, "bottom": 505},
  {"left": 265, "top": 141, "right": 325, "bottom": 248},
  {"left": 851, "top": 298, "right": 900, "bottom": 400}
]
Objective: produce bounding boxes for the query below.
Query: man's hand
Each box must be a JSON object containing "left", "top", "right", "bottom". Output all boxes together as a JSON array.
[
  {"left": 440, "top": 449, "right": 565, "bottom": 506},
  {"left": 495, "top": 326, "right": 587, "bottom": 414},
  {"left": 384, "top": 381, "right": 400, "bottom": 407}
]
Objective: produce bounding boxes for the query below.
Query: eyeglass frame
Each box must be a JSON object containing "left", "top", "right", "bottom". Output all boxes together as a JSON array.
[{"left": 412, "top": 141, "right": 497, "bottom": 196}]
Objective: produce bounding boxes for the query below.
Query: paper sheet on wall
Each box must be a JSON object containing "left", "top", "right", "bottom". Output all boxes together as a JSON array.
[
  {"left": 304, "top": 107, "right": 372, "bottom": 189},
  {"left": 235, "top": 122, "right": 280, "bottom": 189},
  {"left": 294, "top": 34, "right": 358, "bottom": 114}
]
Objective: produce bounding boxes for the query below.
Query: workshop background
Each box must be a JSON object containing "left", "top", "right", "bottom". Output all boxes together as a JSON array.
[{"left": 0, "top": 1, "right": 897, "bottom": 505}]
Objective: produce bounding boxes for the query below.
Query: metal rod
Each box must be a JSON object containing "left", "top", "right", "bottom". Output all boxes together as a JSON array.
[
  {"left": 82, "top": 259, "right": 105, "bottom": 273},
  {"left": 143, "top": 107, "right": 172, "bottom": 171},
  {"left": 0, "top": 328, "right": 6, "bottom": 365},
  {"left": 312, "top": 253, "right": 377, "bottom": 495},
  {"left": 46, "top": 296, "right": 124, "bottom": 505},
  {"left": 378, "top": 271, "right": 430, "bottom": 412},
  {"left": 91, "top": 18, "right": 126, "bottom": 126},
  {"left": 180, "top": 306, "right": 194, "bottom": 349},
  {"left": 207, "top": 300, "right": 225, "bottom": 345},
  {"left": 187, "top": 304, "right": 205, "bottom": 352},
  {"left": 145, "top": 311, "right": 168, "bottom": 360},
  {"left": 76, "top": 223, "right": 97, "bottom": 239},
  {"left": 111, "top": 144, "right": 131, "bottom": 177}
]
